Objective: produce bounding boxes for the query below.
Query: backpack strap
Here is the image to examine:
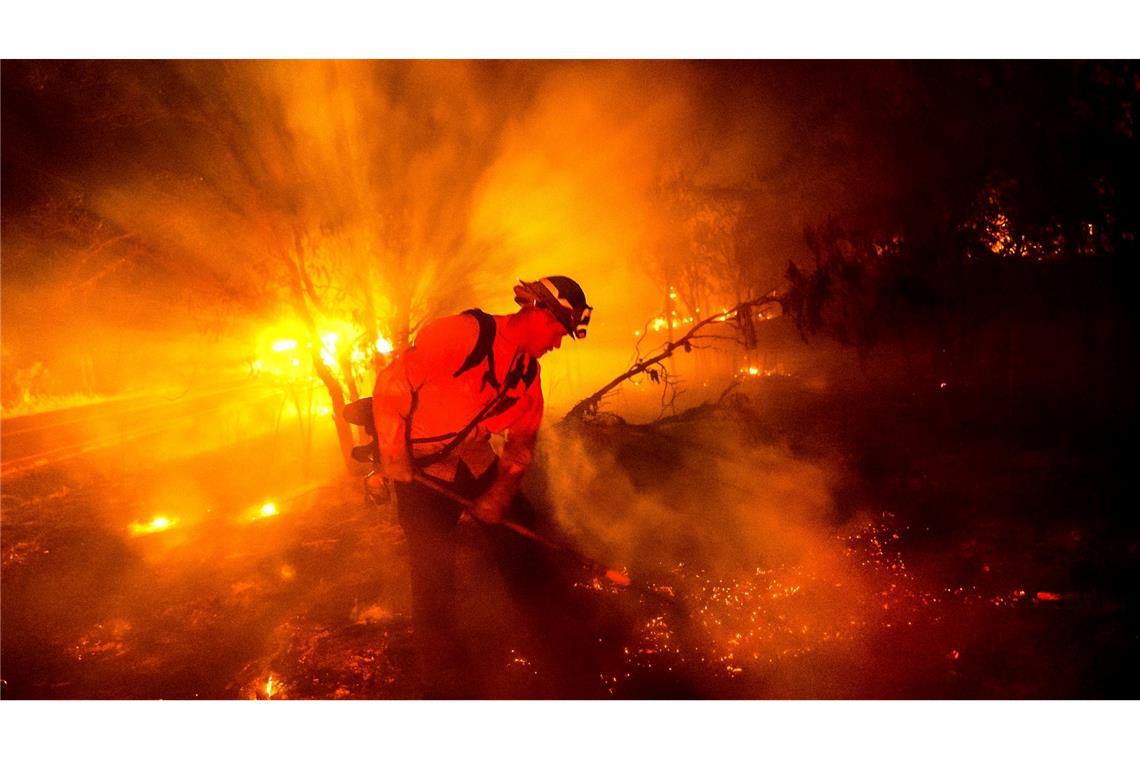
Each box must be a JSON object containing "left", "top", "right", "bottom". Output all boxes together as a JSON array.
[
  {"left": 409, "top": 347, "right": 540, "bottom": 470},
  {"left": 341, "top": 315, "right": 541, "bottom": 472},
  {"left": 452, "top": 309, "right": 499, "bottom": 390}
]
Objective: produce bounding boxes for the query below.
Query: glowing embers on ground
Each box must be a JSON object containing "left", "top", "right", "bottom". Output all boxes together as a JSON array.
[
  {"left": 234, "top": 613, "right": 416, "bottom": 699},
  {"left": 245, "top": 672, "right": 285, "bottom": 700},
  {"left": 71, "top": 619, "right": 133, "bottom": 662},
  {"left": 129, "top": 515, "right": 179, "bottom": 536},
  {"left": 615, "top": 560, "right": 867, "bottom": 686},
  {"left": 588, "top": 513, "right": 1001, "bottom": 693}
]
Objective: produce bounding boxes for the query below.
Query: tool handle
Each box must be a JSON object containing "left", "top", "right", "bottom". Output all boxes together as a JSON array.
[{"left": 410, "top": 473, "right": 632, "bottom": 587}]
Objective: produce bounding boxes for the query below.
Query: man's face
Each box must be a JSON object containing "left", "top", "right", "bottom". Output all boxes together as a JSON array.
[{"left": 530, "top": 308, "right": 570, "bottom": 357}]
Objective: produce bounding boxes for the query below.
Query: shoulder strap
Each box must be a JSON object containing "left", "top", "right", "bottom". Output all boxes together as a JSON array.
[{"left": 452, "top": 308, "right": 499, "bottom": 390}]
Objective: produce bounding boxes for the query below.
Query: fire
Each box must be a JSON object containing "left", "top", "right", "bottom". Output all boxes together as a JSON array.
[
  {"left": 605, "top": 569, "right": 632, "bottom": 587},
  {"left": 244, "top": 672, "right": 287, "bottom": 700},
  {"left": 129, "top": 515, "right": 178, "bottom": 535},
  {"left": 591, "top": 512, "right": 1050, "bottom": 694},
  {"left": 738, "top": 365, "right": 789, "bottom": 379},
  {"left": 319, "top": 331, "right": 340, "bottom": 368},
  {"left": 243, "top": 500, "right": 280, "bottom": 522},
  {"left": 253, "top": 320, "right": 395, "bottom": 387}
]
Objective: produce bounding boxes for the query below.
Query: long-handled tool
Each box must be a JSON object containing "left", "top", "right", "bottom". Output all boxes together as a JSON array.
[{"left": 411, "top": 473, "right": 675, "bottom": 603}]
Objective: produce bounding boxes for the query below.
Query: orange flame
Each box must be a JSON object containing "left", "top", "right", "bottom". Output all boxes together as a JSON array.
[{"left": 129, "top": 515, "right": 178, "bottom": 536}]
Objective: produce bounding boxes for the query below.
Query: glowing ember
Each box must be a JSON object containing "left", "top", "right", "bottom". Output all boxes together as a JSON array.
[
  {"left": 738, "top": 365, "right": 788, "bottom": 379},
  {"left": 583, "top": 511, "right": 1054, "bottom": 694},
  {"left": 242, "top": 501, "right": 281, "bottom": 522},
  {"left": 605, "top": 569, "right": 632, "bottom": 587},
  {"left": 375, "top": 336, "right": 394, "bottom": 355},
  {"left": 129, "top": 515, "right": 178, "bottom": 535},
  {"left": 271, "top": 338, "right": 298, "bottom": 352}
]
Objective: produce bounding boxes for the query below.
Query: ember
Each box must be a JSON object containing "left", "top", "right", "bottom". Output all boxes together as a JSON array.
[
  {"left": 1, "top": 59, "right": 1135, "bottom": 704},
  {"left": 129, "top": 516, "right": 178, "bottom": 536}
]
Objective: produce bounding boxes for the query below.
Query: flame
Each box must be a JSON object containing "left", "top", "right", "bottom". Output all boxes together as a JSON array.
[
  {"left": 243, "top": 501, "right": 280, "bottom": 522},
  {"left": 738, "top": 365, "right": 789, "bottom": 379},
  {"left": 604, "top": 569, "right": 632, "bottom": 587},
  {"left": 129, "top": 515, "right": 178, "bottom": 535},
  {"left": 253, "top": 319, "right": 395, "bottom": 388}
]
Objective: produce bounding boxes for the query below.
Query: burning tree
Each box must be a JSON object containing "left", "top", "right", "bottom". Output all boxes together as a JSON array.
[{"left": 2, "top": 61, "right": 529, "bottom": 470}]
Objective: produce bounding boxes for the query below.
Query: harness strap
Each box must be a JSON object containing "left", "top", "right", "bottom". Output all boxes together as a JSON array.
[
  {"left": 408, "top": 348, "right": 535, "bottom": 469},
  {"left": 452, "top": 309, "right": 499, "bottom": 391},
  {"left": 343, "top": 311, "right": 540, "bottom": 473}
]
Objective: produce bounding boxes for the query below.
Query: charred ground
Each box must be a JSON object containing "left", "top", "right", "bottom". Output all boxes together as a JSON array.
[{"left": 2, "top": 60, "right": 1138, "bottom": 698}]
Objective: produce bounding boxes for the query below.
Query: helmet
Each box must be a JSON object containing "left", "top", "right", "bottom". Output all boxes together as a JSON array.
[{"left": 513, "top": 276, "right": 593, "bottom": 339}]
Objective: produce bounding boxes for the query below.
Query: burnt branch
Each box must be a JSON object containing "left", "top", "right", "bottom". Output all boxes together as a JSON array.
[{"left": 564, "top": 290, "right": 782, "bottom": 421}]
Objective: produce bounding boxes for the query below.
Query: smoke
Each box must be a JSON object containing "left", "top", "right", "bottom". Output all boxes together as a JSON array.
[
  {"left": 536, "top": 409, "right": 846, "bottom": 577},
  {"left": 2, "top": 62, "right": 917, "bottom": 619},
  {"left": 3, "top": 60, "right": 916, "bottom": 417}
]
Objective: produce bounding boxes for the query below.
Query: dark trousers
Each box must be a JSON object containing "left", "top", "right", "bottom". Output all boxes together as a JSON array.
[
  {"left": 394, "top": 462, "right": 586, "bottom": 697},
  {"left": 394, "top": 463, "right": 487, "bottom": 697}
]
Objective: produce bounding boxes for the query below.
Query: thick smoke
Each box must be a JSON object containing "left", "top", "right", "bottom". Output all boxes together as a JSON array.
[
  {"left": 3, "top": 60, "right": 914, "bottom": 417},
  {"left": 533, "top": 402, "right": 861, "bottom": 580}
]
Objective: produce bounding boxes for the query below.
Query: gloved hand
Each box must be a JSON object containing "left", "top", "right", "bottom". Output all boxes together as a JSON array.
[
  {"left": 470, "top": 465, "right": 524, "bottom": 525},
  {"left": 363, "top": 470, "right": 391, "bottom": 506}
]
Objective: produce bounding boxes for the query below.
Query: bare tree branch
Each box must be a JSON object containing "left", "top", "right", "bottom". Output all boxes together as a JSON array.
[{"left": 564, "top": 289, "right": 782, "bottom": 421}]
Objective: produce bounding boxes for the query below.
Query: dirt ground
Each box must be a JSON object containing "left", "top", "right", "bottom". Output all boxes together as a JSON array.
[{"left": 2, "top": 372, "right": 1137, "bottom": 699}]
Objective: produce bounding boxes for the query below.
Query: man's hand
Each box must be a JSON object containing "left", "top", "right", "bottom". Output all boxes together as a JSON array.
[
  {"left": 470, "top": 491, "right": 510, "bottom": 525},
  {"left": 469, "top": 463, "right": 525, "bottom": 525}
]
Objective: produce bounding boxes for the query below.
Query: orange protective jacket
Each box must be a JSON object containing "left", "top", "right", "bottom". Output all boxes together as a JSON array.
[{"left": 371, "top": 313, "right": 544, "bottom": 482}]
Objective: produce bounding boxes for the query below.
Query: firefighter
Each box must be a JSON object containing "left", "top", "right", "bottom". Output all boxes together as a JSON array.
[{"left": 370, "top": 276, "right": 592, "bottom": 697}]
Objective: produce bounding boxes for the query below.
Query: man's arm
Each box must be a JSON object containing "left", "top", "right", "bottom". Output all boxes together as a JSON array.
[
  {"left": 470, "top": 373, "right": 544, "bottom": 524},
  {"left": 371, "top": 356, "right": 415, "bottom": 482}
]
